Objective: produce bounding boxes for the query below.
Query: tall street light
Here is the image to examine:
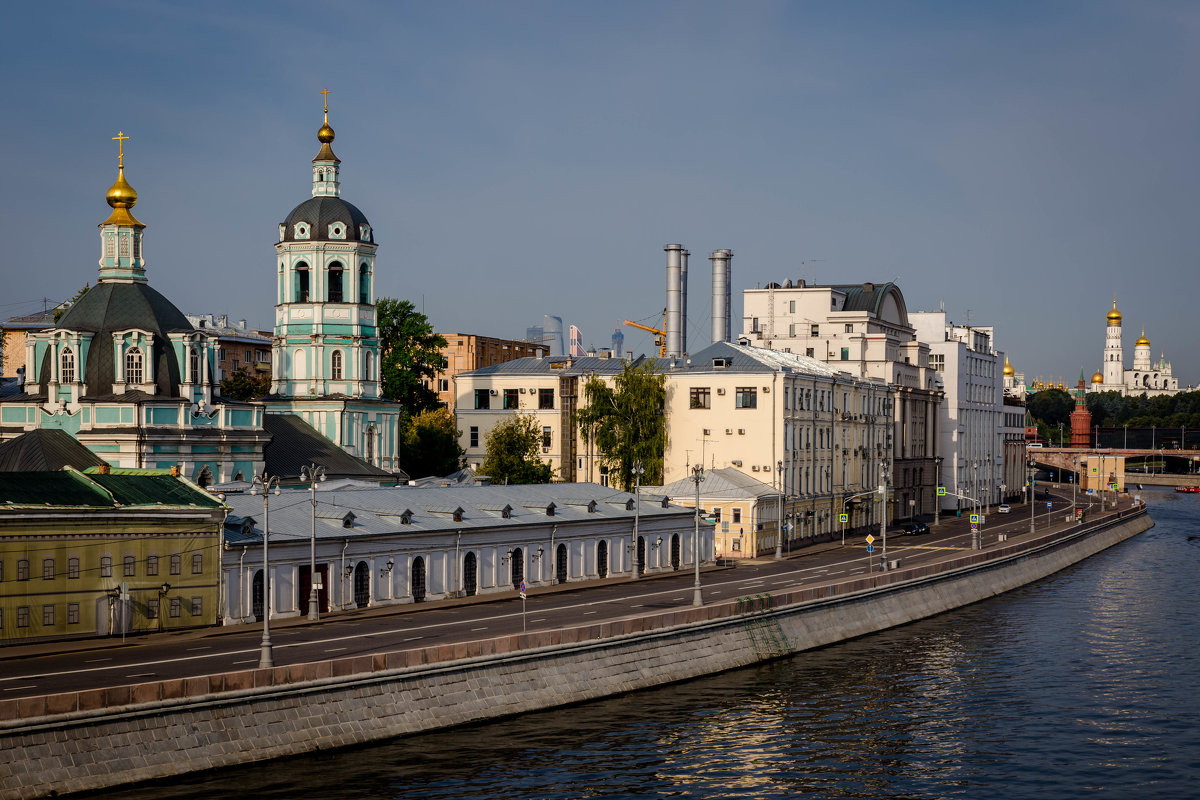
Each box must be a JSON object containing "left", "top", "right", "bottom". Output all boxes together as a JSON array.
[
  {"left": 300, "top": 463, "right": 326, "bottom": 620},
  {"left": 775, "top": 460, "right": 784, "bottom": 559},
  {"left": 631, "top": 460, "right": 645, "bottom": 579},
  {"left": 933, "top": 456, "right": 943, "bottom": 527},
  {"left": 249, "top": 472, "right": 280, "bottom": 668},
  {"left": 691, "top": 464, "right": 704, "bottom": 606}
]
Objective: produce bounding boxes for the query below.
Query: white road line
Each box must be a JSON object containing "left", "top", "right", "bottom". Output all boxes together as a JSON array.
[
  {"left": 84, "top": 658, "right": 110, "bottom": 663},
  {"left": 530, "top": 618, "right": 547, "bottom": 622},
  {"left": 3, "top": 685, "right": 37, "bottom": 692},
  {"left": 186, "top": 646, "right": 210, "bottom": 651},
  {"left": 402, "top": 636, "right": 423, "bottom": 642},
  {"left": 471, "top": 626, "right": 488, "bottom": 631},
  {"left": 325, "top": 647, "right": 347, "bottom": 653},
  {"left": 232, "top": 659, "right": 256, "bottom": 665},
  {"left": 583, "top": 611, "right": 597, "bottom": 615},
  {"left": 126, "top": 673, "right": 155, "bottom": 679}
]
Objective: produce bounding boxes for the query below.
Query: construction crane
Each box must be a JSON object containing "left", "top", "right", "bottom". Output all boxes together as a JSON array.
[{"left": 623, "top": 316, "right": 667, "bottom": 357}]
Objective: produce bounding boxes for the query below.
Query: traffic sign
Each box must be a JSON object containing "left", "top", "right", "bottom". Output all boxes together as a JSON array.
[
  {"left": 839, "top": 513, "right": 848, "bottom": 523},
  {"left": 937, "top": 486, "right": 946, "bottom": 496},
  {"left": 1046, "top": 501, "right": 1052, "bottom": 509},
  {"left": 970, "top": 514, "right": 979, "bottom": 524},
  {"left": 971, "top": 523, "right": 978, "bottom": 531},
  {"left": 866, "top": 544, "right": 874, "bottom": 553},
  {"left": 519, "top": 580, "right": 527, "bottom": 599},
  {"left": 866, "top": 534, "right": 875, "bottom": 544}
]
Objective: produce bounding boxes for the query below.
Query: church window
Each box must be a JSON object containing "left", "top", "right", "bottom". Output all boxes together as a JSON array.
[
  {"left": 133, "top": 236, "right": 140, "bottom": 259},
  {"left": 60, "top": 347, "right": 75, "bottom": 383},
  {"left": 294, "top": 222, "right": 310, "bottom": 240},
  {"left": 189, "top": 348, "right": 200, "bottom": 383},
  {"left": 359, "top": 264, "right": 369, "bottom": 304},
  {"left": 364, "top": 351, "right": 374, "bottom": 381},
  {"left": 295, "top": 263, "right": 310, "bottom": 302},
  {"left": 331, "top": 350, "right": 344, "bottom": 380},
  {"left": 328, "top": 223, "right": 345, "bottom": 239},
  {"left": 105, "top": 235, "right": 115, "bottom": 258},
  {"left": 328, "top": 262, "right": 344, "bottom": 302},
  {"left": 126, "top": 347, "right": 144, "bottom": 384},
  {"left": 293, "top": 348, "right": 307, "bottom": 380},
  {"left": 119, "top": 236, "right": 130, "bottom": 257},
  {"left": 366, "top": 425, "right": 376, "bottom": 462}
]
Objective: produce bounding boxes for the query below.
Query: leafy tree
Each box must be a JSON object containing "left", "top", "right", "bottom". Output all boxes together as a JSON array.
[
  {"left": 1026, "top": 388, "right": 1073, "bottom": 430},
  {"left": 480, "top": 414, "right": 553, "bottom": 484},
  {"left": 576, "top": 359, "right": 667, "bottom": 491},
  {"left": 377, "top": 297, "right": 447, "bottom": 414},
  {"left": 53, "top": 283, "right": 90, "bottom": 322},
  {"left": 398, "top": 408, "right": 464, "bottom": 478},
  {"left": 220, "top": 366, "right": 271, "bottom": 400}
]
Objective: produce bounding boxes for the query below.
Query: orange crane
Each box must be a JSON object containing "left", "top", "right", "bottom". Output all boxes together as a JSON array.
[{"left": 623, "top": 317, "right": 667, "bottom": 357}]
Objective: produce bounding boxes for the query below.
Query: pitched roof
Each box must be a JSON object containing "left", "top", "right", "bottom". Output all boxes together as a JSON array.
[
  {"left": 83, "top": 469, "right": 222, "bottom": 508},
  {"left": 0, "top": 467, "right": 220, "bottom": 510},
  {"left": 675, "top": 341, "right": 838, "bottom": 376},
  {"left": 0, "top": 429, "right": 108, "bottom": 472},
  {"left": 263, "top": 414, "right": 404, "bottom": 484},
  {"left": 655, "top": 467, "right": 779, "bottom": 500},
  {"left": 458, "top": 354, "right": 665, "bottom": 378}
]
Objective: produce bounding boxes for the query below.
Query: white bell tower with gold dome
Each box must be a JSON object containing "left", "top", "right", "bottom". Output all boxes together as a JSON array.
[{"left": 1101, "top": 296, "right": 1123, "bottom": 388}]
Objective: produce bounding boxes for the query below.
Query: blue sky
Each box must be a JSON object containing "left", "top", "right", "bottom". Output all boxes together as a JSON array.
[{"left": 4, "top": 1, "right": 1198, "bottom": 385}]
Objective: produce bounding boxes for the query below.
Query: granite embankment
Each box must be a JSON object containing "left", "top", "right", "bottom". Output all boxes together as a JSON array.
[{"left": 0, "top": 506, "right": 1152, "bottom": 799}]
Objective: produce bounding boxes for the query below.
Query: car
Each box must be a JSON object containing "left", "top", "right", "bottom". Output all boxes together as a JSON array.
[
  {"left": 997, "top": 504, "right": 1011, "bottom": 513},
  {"left": 902, "top": 521, "right": 930, "bottom": 535}
]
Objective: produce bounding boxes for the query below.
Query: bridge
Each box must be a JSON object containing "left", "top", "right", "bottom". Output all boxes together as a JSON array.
[{"left": 1029, "top": 446, "right": 1200, "bottom": 486}]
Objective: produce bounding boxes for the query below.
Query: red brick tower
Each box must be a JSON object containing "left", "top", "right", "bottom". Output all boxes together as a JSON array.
[{"left": 1070, "top": 370, "right": 1093, "bottom": 448}]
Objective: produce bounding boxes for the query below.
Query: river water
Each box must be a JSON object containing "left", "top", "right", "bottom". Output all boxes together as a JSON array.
[{"left": 98, "top": 488, "right": 1199, "bottom": 800}]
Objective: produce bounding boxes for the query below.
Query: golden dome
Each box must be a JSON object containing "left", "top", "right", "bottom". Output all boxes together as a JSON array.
[
  {"left": 1135, "top": 326, "right": 1150, "bottom": 347},
  {"left": 318, "top": 121, "right": 335, "bottom": 144},
  {"left": 1003, "top": 357, "right": 1014, "bottom": 377},
  {"left": 1106, "top": 296, "right": 1122, "bottom": 324},
  {"left": 1091, "top": 369, "right": 1103, "bottom": 384},
  {"left": 106, "top": 167, "right": 137, "bottom": 209},
  {"left": 101, "top": 131, "right": 143, "bottom": 228}
]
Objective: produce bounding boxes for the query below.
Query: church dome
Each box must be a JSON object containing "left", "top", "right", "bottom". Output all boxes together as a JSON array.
[
  {"left": 1106, "top": 298, "right": 1122, "bottom": 324},
  {"left": 1091, "top": 369, "right": 1103, "bottom": 384},
  {"left": 1135, "top": 327, "right": 1150, "bottom": 347},
  {"left": 281, "top": 196, "right": 374, "bottom": 243},
  {"left": 1003, "top": 357, "right": 1014, "bottom": 377},
  {"left": 41, "top": 282, "right": 194, "bottom": 398}
]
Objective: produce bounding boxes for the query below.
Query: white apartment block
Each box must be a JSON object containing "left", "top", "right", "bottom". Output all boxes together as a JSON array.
[
  {"left": 909, "top": 311, "right": 1006, "bottom": 513},
  {"left": 740, "top": 280, "right": 942, "bottom": 521}
]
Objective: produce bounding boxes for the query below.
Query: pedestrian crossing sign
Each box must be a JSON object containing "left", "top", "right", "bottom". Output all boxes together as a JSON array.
[
  {"left": 937, "top": 486, "right": 946, "bottom": 496},
  {"left": 839, "top": 513, "right": 848, "bottom": 523}
]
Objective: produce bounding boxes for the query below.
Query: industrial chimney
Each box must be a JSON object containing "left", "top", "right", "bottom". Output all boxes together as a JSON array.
[
  {"left": 665, "top": 244, "right": 684, "bottom": 357},
  {"left": 680, "top": 249, "right": 689, "bottom": 355},
  {"left": 709, "top": 249, "right": 733, "bottom": 344}
]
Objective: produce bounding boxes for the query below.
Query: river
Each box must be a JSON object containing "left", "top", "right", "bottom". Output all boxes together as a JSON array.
[{"left": 94, "top": 488, "right": 1198, "bottom": 800}]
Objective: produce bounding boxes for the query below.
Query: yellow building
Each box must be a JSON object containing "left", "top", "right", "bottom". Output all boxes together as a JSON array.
[{"left": 0, "top": 466, "right": 226, "bottom": 644}]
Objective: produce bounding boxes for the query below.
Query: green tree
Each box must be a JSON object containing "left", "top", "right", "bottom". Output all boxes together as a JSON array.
[
  {"left": 398, "top": 408, "right": 465, "bottom": 478},
  {"left": 576, "top": 359, "right": 667, "bottom": 490},
  {"left": 377, "top": 297, "right": 447, "bottom": 414},
  {"left": 1026, "top": 388, "right": 1073, "bottom": 430},
  {"left": 53, "top": 283, "right": 90, "bottom": 322},
  {"left": 220, "top": 366, "right": 272, "bottom": 400},
  {"left": 480, "top": 414, "right": 553, "bottom": 484}
]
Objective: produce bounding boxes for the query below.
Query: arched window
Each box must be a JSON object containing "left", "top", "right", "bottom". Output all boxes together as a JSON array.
[
  {"left": 293, "top": 348, "right": 307, "bottom": 380},
  {"left": 328, "top": 261, "right": 344, "bottom": 302},
  {"left": 359, "top": 263, "right": 369, "bottom": 304},
  {"left": 671, "top": 533, "right": 681, "bottom": 570},
  {"left": 353, "top": 562, "right": 370, "bottom": 608},
  {"left": 60, "top": 346, "right": 75, "bottom": 383},
  {"left": 295, "top": 262, "right": 310, "bottom": 302},
  {"left": 411, "top": 557, "right": 426, "bottom": 603},
  {"left": 597, "top": 540, "right": 608, "bottom": 579},
  {"left": 196, "top": 466, "right": 213, "bottom": 488},
  {"left": 556, "top": 543, "right": 568, "bottom": 584},
  {"left": 331, "top": 350, "right": 343, "bottom": 380},
  {"left": 189, "top": 347, "right": 199, "bottom": 384},
  {"left": 364, "top": 351, "right": 374, "bottom": 382},
  {"left": 462, "top": 552, "right": 477, "bottom": 596},
  {"left": 365, "top": 425, "right": 376, "bottom": 463},
  {"left": 510, "top": 547, "right": 524, "bottom": 589},
  {"left": 120, "top": 348, "right": 144, "bottom": 389}
]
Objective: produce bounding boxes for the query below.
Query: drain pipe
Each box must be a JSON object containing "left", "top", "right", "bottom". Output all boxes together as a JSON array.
[
  {"left": 340, "top": 539, "right": 349, "bottom": 610},
  {"left": 239, "top": 546, "right": 247, "bottom": 621},
  {"left": 455, "top": 530, "right": 462, "bottom": 597},
  {"left": 549, "top": 524, "right": 557, "bottom": 583}
]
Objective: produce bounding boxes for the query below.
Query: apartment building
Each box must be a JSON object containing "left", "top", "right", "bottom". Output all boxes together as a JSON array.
[
  {"left": 435, "top": 334, "right": 549, "bottom": 412},
  {"left": 185, "top": 314, "right": 271, "bottom": 382}
]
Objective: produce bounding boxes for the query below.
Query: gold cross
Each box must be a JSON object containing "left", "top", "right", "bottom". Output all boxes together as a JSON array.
[
  {"left": 112, "top": 131, "right": 130, "bottom": 167},
  {"left": 321, "top": 87, "right": 330, "bottom": 116}
]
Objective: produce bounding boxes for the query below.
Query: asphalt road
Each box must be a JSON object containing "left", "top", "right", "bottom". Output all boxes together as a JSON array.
[{"left": 1, "top": 486, "right": 1122, "bottom": 700}]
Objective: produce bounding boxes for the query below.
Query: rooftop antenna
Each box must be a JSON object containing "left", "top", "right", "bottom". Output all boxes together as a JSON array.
[{"left": 800, "top": 259, "right": 824, "bottom": 283}]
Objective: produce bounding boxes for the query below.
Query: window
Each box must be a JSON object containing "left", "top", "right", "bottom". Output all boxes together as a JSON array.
[
  {"left": 99, "top": 556, "right": 112, "bottom": 577},
  {"left": 504, "top": 389, "right": 519, "bottom": 409},
  {"left": 147, "top": 598, "right": 159, "bottom": 619},
  {"left": 806, "top": 347, "right": 814, "bottom": 357},
  {"left": 690, "top": 387, "right": 711, "bottom": 409},
  {"left": 735, "top": 387, "right": 757, "bottom": 409},
  {"left": 328, "top": 262, "right": 344, "bottom": 302},
  {"left": 474, "top": 389, "right": 490, "bottom": 410},
  {"left": 67, "top": 603, "right": 79, "bottom": 625},
  {"left": 170, "top": 553, "right": 182, "bottom": 575},
  {"left": 43, "top": 558, "right": 54, "bottom": 580},
  {"left": 841, "top": 347, "right": 850, "bottom": 361},
  {"left": 60, "top": 346, "right": 75, "bottom": 383},
  {"left": 189, "top": 348, "right": 200, "bottom": 383},
  {"left": 789, "top": 323, "right": 796, "bottom": 336},
  {"left": 17, "top": 606, "right": 30, "bottom": 628},
  {"left": 0, "top": 559, "right": 3, "bottom": 581},
  {"left": 930, "top": 354, "right": 944, "bottom": 373},
  {"left": 733, "top": 508, "right": 742, "bottom": 523},
  {"left": 365, "top": 351, "right": 374, "bottom": 382},
  {"left": 170, "top": 597, "right": 182, "bottom": 618},
  {"left": 542, "top": 426, "right": 552, "bottom": 448},
  {"left": 438, "top": 378, "right": 449, "bottom": 392},
  {"left": 713, "top": 507, "right": 722, "bottom": 522},
  {"left": 789, "top": 300, "right": 796, "bottom": 313},
  {"left": 192, "top": 552, "right": 203, "bottom": 574},
  {"left": 331, "top": 350, "right": 344, "bottom": 380},
  {"left": 469, "top": 426, "right": 479, "bottom": 448},
  {"left": 538, "top": 388, "right": 554, "bottom": 409},
  {"left": 124, "top": 555, "right": 136, "bottom": 577},
  {"left": 125, "top": 347, "right": 143, "bottom": 384},
  {"left": 810, "top": 324, "right": 819, "bottom": 337},
  {"left": 295, "top": 264, "right": 310, "bottom": 302},
  {"left": 146, "top": 555, "right": 158, "bottom": 576},
  {"left": 68, "top": 557, "right": 79, "bottom": 579},
  {"left": 845, "top": 324, "right": 854, "bottom": 333},
  {"left": 191, "top": 597, "right": 203, "bottom": 616},
  {"left": 15, "top": 558, "right": 29, "bottom": 581},
  {"left": 43, "top": 605, "right": 55, "bottom": 626},
  {"left": 359, "top": 264, "right": 370, "bottom": 304}
]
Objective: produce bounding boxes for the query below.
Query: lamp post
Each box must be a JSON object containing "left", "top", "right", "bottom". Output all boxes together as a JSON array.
[
  {"left": 631, "top": 460, "right": 645, "bottom": 579},
  {"left": 691, "top": 464, "right": 704, "bottom": 606},
  {"left": 248, "top": 472, "right": 280, "bottom": 669},
  {"left": 300, "top": 463, "right": 326, "bottom": 620},
  {"left": 1058, "top": 422, "right": 1064, "bottom": 447},
  {"left": 1027, "top": 461, "right": 1036, "bottom": 534},
  {"left": 775, "top": 460, "right": 784, "bottom": 559},
  {"left": 934, "top": 456, "right": 943, "bottom": 527}
]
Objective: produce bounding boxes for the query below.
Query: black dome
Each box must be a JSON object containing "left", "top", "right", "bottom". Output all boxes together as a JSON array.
[
  {"left": 282, "top": 196, "right": 374, "bottom": 243},
  {"left": 41, "top": 282, "right": 194, "bottom": 398}
]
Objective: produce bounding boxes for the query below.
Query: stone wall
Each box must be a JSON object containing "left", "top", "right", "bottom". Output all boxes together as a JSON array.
[{"left": 0, "top": 508, "right": 1152, "bottom": 800}]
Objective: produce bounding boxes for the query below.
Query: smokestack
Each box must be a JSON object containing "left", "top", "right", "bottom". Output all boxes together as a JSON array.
[
  {"left": 710, "top": 248, "right": 733, "bottom": 343},
  {"left": 680, "top": 249, "right": 689, "bottom": 355},
  {"left": 665, "top": 244, "right": 683, "bottom": 358}
]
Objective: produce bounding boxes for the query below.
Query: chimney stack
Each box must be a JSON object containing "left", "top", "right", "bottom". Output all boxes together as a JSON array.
[
  {"left": 709, "top": 249, "right": 733, "bottom": 344},
  {"left": 680, "top": 248, "right": 689, "bottom": 355},
  {"left": 665, "top": 244, "right": 684, "bottom": 358}
]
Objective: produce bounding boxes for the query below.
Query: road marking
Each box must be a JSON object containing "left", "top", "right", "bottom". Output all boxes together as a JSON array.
[
  {"left": 232, "top": 659, "right": 256, "bottom": 665},
  {"left": 325, "top": 647, "right": 346, "bottom": 653},
  {"left": 402, "top": 636, "right": 423, "bottom": 642},
  {"left": 672, "top": 596, "right": 685, "bottom": 601},
  {"left": 583, "top": 611, "right": 597, "bottom": 615},
  {"left": 126, "top": 673, "right": 155, "bottom": 679},
  {"left": 3, "top": 685, "right": 37, "bottom": 692},
  {"left": 471, "top": 626, "right": 488, "bottom": 631},
  {"left": 530, "top": 618, "right": 547, "bottom": 622},
  {"left": 186, "top": 646, "right": 210, "bottom": 651},
  {"left": 630, "top": 604, "right": 643, "bottom": 608},
  {"left": 84, "top": 658, "right": 110, "bottom": 663}
]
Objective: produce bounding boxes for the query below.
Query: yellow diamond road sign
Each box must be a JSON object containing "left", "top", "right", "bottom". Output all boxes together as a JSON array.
[{"left": 866, "top": 534, "right": 875, "bottom": 544}]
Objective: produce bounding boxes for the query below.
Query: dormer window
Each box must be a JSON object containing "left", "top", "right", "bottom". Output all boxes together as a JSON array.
[
  {"left": 400, "top": 510, "right": 413, "bottom": 525},
  {"left": 294, "top": 222, "right": 310, "bottom": 240},
  {"left": 359, "top": 224, "right": 370, "bottom": 240},
  {"left": 60, "top": 346, "right": 75, "bottom": 383},
  {"left": 341, "top": 512, "right": 356, "bottom": 529},
  {"left": 278, "top": 224, "right": 286, "bottom": 242},
  {"left": 328, "top": 223, "right": 346, "bottom": 240},
  {"left": 125, "top": 347, "right": 144, "bottom": 384}
]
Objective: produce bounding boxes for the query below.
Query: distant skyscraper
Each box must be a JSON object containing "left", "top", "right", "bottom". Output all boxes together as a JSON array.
[
  {"left": 611, "top": 328, "right": 624, "bottom": 357},
  {"left": 569, "top": 325, "right": 585, "bottom": 357},
  {"left": 526, "top": 324, "right": 543, "bottom": 346},
  {"left": 543, "top": 315, "right": 564, "bottom": 356}
]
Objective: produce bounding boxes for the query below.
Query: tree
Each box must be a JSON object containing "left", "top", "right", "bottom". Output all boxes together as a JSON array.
[
  {"left": 1026, "top": 388, "right": 1073, "bottom": 430},
  {"left": 398, "top": 408, "right": 465, "bottom": 478},
  {"left": 220, "top": 366, "right": 271, "bottom": 400},
  {"left": 480, "top": 414, "right": 553, "bottom": 484},
  {"left": 576, "top": 359, "right": 667, "bottom": 491},
  {"left": 377, "top": 297, "right": 447, "bottom": 414},
  {"left": 53, "top": 283, "right": 90, "bottom": 322}
]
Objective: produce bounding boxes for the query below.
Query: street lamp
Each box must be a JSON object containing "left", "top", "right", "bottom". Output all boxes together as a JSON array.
[
  {"left": 691, "top": 464, "right": 704, "bottom": 606},
  {"left": 775, "top": 460, "right": 784, "bottom": 559},
  {"left": 300, "top": 463, "right": 326, "bottom": 621},
  {"left": 631, "top": 460, "right": 645, "bottom": 579},
  {"left": 248, "top": 472, "right": 281, "bottom": 669},
  {"left": 1027, "top": 461, "right": 1037, "bottom": 534},
  {"left": 933, "top": 456, "right": 943, "bottom": 528}
]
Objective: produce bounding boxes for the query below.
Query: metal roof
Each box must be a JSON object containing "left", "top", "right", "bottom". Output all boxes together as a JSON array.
[
  {"left": 673, "top": 341, "right": 838, "bottom": 376},
  {"left": 655, "top": 467, "right": 780, "bottom": 500},
  {"left": 0, "top": 429, "right": 107, "bottom": 472},
  {"left": 262, "top": 414, "right": 401, "bottom": 483}
]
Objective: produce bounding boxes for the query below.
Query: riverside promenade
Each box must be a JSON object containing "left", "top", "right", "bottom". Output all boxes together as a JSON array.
[{"left": 1, "top": 488, "right": 1151, "bottom": 799}]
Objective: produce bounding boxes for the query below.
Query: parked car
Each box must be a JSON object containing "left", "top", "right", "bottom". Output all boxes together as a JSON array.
[
  {"left": 997, "top": 504, "right": 1011, "bottom": 514},
  {"left": 902, "top": 521, "right": 930, "bottom": 535}
]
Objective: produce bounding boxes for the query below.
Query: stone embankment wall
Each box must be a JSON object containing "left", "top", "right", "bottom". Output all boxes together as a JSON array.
[{"left": 0, "top": 508, "right": 1152, "bottom": 800}]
